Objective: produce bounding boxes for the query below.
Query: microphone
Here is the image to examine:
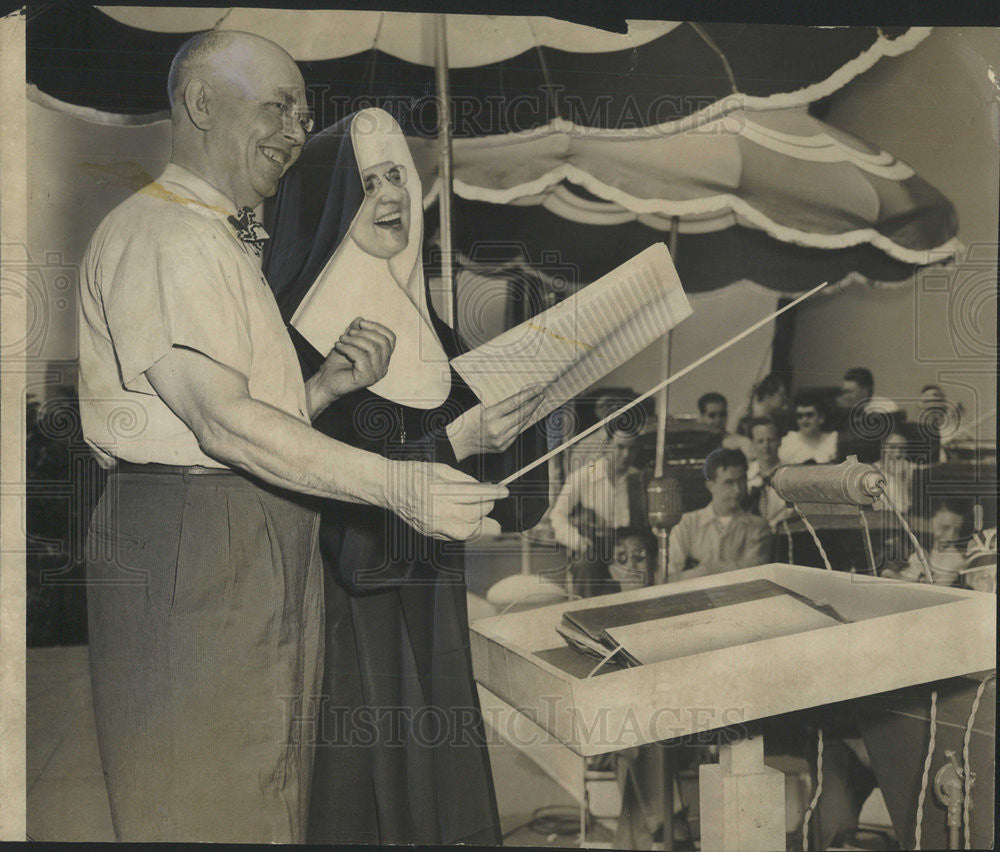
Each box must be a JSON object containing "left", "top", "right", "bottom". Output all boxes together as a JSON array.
[
  {"left": 770, "top": 456, "right": 884, "bottom": 507},
  {"left": 647, "top": 474, "right": 684, "bottom": 583},
  {"left": 647, "top": 475, "right": 684, "bottom": 529}
]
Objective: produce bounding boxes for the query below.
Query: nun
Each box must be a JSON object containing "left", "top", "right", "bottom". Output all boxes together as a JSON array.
[{"left": 264, "top": 107, "right": 549, "bottom": 845}]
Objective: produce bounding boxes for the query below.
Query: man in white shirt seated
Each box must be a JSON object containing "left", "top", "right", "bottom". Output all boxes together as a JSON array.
[
  {"left": 563, "top": 387, "right": 639, "bottom": 477},
  {"left": 550, "top": 423, "right": 648, "bottom": 552},
  {"left": 549, "top": 423, "right": 649, "bottom": 594},
  {"left": 667, "top": 448, "right": 772, "bottom": 580},
  {"left": 778, "top": 390, "right": 838, "bottom": 464}
]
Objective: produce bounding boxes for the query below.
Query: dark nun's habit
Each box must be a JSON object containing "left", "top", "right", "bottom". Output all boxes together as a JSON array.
[{"left": 263, "top": 108, "right": 548, "bottom": 845}]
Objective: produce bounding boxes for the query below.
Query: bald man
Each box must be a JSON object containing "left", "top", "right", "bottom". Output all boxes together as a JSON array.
[{"left": 78, "top": 31, "right": 504, "bottom": 842}]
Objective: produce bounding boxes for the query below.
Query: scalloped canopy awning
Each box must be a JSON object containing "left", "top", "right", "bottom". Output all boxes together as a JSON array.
[
  {"left": 26, "top": 9, "right": 956, "bottom": 288},
  {"left": 29, "top": 6, "right": 931, "bottom": 134}
]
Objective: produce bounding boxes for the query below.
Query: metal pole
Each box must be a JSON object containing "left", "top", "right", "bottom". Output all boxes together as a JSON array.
[
  {"left": 654, "top": 218, "right": 680, "bottom": 478},
  {"left": 654, "top": 330, "right": 670, "bottom": 479},
  {"left": 661, "top": 742, "right": 675, "bottom": 851},
  {"left": 656, "top": 527, "right": 670, "bottom": 585},
  {"left": 434, "top": 15, "right": 455, "bottom": 328}
]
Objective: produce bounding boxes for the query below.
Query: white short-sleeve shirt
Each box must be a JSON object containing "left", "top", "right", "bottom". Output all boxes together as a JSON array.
[
  {"left": 548, "top": 456, "right": 638, "bottom": 550},
  {"left": 79, "top": 164, "right": 309, "bottom": 468},
  {"left": 777, "top": 429, "right": 838, "bottom": 465}
]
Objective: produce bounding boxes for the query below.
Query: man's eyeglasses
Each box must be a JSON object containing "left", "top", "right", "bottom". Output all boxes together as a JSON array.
[
  {"left": 262, "top": 100, "right": 314, "bottom": 134},
  {"left": 363, "top": 164, "right": 407, "bottom": 196}
]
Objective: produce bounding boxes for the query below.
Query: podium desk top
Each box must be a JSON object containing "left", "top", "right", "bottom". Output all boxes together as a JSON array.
[{"left": 470, "top": 563, "right": 995, "bottom": 756}]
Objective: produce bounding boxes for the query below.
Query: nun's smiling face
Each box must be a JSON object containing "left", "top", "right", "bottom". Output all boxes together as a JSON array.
[{"left": 351, "top": 160, "right": 411, "bottom": 259}]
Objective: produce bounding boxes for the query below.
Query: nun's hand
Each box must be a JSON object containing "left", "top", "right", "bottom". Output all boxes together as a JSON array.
[
  {"left": 445, "top": 385, "right": 545, "bottom": 462},
  {"left": 320, "top": 318, "right": 396, "bottom": 398}
]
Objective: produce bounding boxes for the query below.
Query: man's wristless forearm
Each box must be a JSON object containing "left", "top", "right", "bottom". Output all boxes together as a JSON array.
[{"left": 206, "top": 399, "right": 393, "bottom": 506}]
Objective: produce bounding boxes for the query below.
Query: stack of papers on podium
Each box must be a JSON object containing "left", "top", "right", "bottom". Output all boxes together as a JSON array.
[{"left": 557, "top": 579, "right": 848, "bottom": 668}]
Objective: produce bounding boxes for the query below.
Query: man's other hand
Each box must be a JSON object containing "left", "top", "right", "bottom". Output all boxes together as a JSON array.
[
  {"left": 318, "top": 317, "right": 396, "bottom": 399},
  {"left": 388, "top": 461, "right": 508, "bottom": 541}
]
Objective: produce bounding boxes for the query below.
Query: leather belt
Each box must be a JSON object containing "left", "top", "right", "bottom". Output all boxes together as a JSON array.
[{"left": 113, "top": 461, "right": 234, "bottom": 476}]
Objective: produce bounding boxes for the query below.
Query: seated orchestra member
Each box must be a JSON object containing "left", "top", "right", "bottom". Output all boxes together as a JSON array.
[
  {"left": 892, "top": 498, "right": 970, "bottom": 585},
  {"left": 778, "top": 390, "right": 838, "bottom": 465},
  {"left": 880, "top": 497, "right": 969, "bottom": 586},
  {"left": 550, "top": 420, "right": 650, "bottom": 596},
  {"left": 698, "top": 391, "right": 754, "bottom": 460},
  {"left": 877, "top": 424, "right": 920, "bottom": 515},
  {"left": 872, "top": 423, "right": 939, "bottom": 571},
  {"left": 744, "top": 417, "right": 795, "bottom": 528},
  {"left": 697, "top": 391, "right": 729, "bottom": 431},
  {"left": 835, "top": 367, "right": 896, "bottom": 463},
  {"left": 668, "top": 448, "right": 771, "bottom": 580},
  {"left": 916, "top": 383, "right": 963, "bottom": 463},
  {"left": 565, "top": 387, "right": 640, "bottom": 475},
  {"left": 735, "top": 372, "right": 792, "bottom": 440},
  {"left": 608, "top": 526, "right": 658, "bottom": 592}
]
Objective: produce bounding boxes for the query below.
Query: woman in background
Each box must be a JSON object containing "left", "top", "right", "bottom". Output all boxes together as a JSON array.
[
  {"left": 778, "top": 390, "right": 838, "bottom": 465},
  {"left": 264, "top": 108, "right": 548, "bottom": 845}
]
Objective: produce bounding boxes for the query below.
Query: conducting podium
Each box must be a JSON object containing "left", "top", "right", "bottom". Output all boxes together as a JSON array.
[{"left": 469, "top": 564, "right": 995, "bottom": 849}]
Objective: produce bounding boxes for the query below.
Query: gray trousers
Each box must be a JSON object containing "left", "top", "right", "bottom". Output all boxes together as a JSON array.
[{"left": 86, "top": 468, "right": 323, "bottom": 842}]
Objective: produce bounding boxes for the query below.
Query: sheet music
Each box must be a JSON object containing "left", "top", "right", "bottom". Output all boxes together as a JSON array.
[{"left": 451, "top": 243, "right": 692, "bottom": 427}]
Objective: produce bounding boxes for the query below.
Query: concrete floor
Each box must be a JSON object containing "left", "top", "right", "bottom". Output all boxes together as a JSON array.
[
  {"left": 26, "top": 646, "right": 113, "bottom": 843},
  {"left": 25, "top": 644, "right": 598, "bottom": 846},
  {"left": 25, "top": 645, "right": 893, "bottom": 848}
]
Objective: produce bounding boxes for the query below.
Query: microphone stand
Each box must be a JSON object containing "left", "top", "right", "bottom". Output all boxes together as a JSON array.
[{"left": 647, "top": 474, "right": 683, "bottom": 584}]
